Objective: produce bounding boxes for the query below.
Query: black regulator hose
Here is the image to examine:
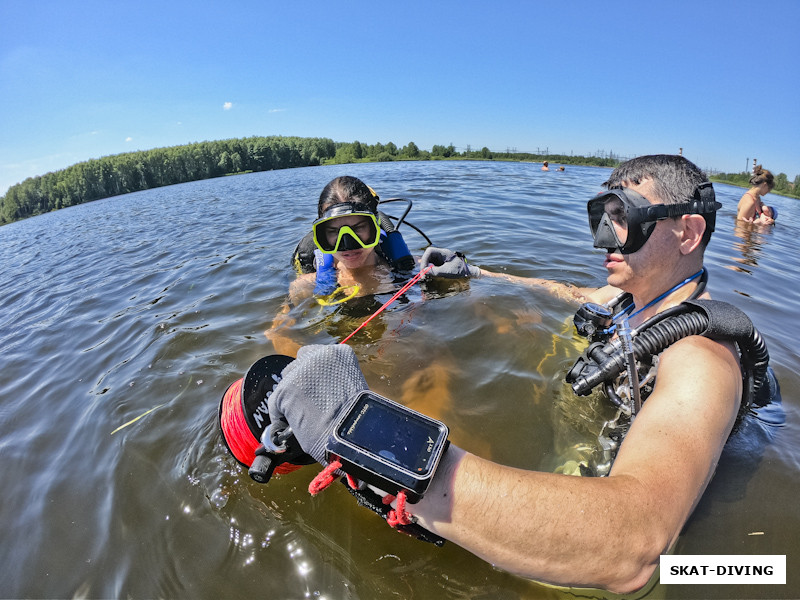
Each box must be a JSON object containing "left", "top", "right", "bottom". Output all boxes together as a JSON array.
[{"left": 566, "top": 300, "right": 769, "bottom": 415}]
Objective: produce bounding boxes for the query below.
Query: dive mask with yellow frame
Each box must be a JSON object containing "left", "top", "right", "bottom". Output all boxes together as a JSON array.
[{"left": 312, "top": 202, "right": 381, "bottom": 254}]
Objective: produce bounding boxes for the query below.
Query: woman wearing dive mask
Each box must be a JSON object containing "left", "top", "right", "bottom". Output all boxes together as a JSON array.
[
  {"left": 296, "top": 175, "right": 398, "bottom": 300},
  {"left": 312, "top": 198, "right": 382, "bottom": 271},
  {"left": 266, "top": 176, "right": 414, "bottom": 355}
]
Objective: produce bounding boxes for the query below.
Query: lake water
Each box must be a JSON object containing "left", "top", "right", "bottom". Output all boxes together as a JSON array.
[{"left": 1, "top": 160, "right": 797, "bottom": 599}]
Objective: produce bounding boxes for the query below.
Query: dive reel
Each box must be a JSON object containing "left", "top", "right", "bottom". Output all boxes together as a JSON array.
[{"left": 218, "top": 355, "right": 315, "bottom": 484}]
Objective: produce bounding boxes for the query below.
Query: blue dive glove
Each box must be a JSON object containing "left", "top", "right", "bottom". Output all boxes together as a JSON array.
[
  {"left": 266, "top": 344, "right": 367, "bottom": 465},
  {"left": 420, "top": 247, "right": 481, "bottom": 279}
]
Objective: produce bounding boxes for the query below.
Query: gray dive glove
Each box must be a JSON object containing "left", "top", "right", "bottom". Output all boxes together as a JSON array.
[
  {"left": 266, "top": 344, "right": 367, "bottom": 465},
  {"left": 420, "top": 246, "right": 481, "bottom": 279}
]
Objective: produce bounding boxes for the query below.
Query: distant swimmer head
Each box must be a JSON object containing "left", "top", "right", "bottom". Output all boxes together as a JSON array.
[{"left": 750, "top": 165, "right": 775, "bottom": 192}]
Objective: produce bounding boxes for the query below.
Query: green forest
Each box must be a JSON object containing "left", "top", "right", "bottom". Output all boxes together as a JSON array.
[{"left": 1, "top": 135, "right": 797, "bottom": 225}]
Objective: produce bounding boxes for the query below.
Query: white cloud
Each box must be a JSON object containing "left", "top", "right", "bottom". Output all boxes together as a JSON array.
[
  {"left": 269, "top": 108, "right": 286, "bottom": 113},
  {"left": 223, "top": 102, "right": 233, "bottom": 110},
  {"left": 125, "top": 137, "right": 133, "bottom": 142}
]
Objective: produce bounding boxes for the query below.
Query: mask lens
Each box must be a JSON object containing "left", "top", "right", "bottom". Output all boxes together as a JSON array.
[
  {"left": 313, "top": 213, "right": 379, "bottom": 253},
  {"left": 588, "top": 191, "right": 631, "bottom": 252},
  {"left": 603, "top": 197, "right": 628, "bottom": 244}
]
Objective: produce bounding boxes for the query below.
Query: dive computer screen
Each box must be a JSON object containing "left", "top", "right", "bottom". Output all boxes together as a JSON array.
[
  {"left": 328, "top": 390, "right": 449, "bottom": 501},
  {"left": 337, "top": 392, "right": 442, "bottom": 474}
]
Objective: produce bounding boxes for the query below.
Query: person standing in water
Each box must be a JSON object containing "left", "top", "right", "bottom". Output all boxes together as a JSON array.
[
  {"left": 736, "top": 165, "right": 776, "bottom": 224},
  {"left": 266, "top": 176, "right": 415, "bottom": 355}
]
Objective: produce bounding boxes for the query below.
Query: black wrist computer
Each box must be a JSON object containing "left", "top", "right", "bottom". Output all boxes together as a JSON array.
[{"left": 326, "top": 390, "right": 449, "bottom": 503}]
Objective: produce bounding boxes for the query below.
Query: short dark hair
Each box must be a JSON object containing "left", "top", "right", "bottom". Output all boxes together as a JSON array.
[
  {"left": 605, "top": 154, "right": 715, "bottom": 247},
  {"left": 318, "top": 176, "right": 378, "bottom": 217}
]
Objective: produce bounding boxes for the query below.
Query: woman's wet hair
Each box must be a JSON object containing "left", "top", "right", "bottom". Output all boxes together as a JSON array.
[
  {"left": 318, "top": 176, "right": 378, "bottom": 217},
  {"left": 750, "top": 165, "right": 775, "bottom": 190},
  {"left": 604, "top": 154, "right": 714, "bottom": 247}
]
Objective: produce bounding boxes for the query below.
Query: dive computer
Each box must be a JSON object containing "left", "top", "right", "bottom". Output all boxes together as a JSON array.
[{"left": 326, "top": 390, "right": 449, "bottom": 503}]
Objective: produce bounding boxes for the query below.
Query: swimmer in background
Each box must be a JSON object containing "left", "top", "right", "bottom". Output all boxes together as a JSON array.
[
  {"left": 759, "top": 203, "right": 777, "bottom": 223},
  {"left": 736, "top": 165, "right": 776, "bottom": 225},
  {"left": 541, "top": 161, "right": 550, "bottom": 171}
]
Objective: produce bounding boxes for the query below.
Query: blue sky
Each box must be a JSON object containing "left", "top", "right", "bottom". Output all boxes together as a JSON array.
[{"left": 1, "top": 0, "right": 798, "bottom": 195}]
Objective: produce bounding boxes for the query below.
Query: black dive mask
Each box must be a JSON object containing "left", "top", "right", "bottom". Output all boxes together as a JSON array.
[{"left": 587, "top": 182, "right": 720, "bottom": 254}]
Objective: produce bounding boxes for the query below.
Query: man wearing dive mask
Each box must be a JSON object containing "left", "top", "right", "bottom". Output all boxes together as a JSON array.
[
  {"left": 587, "top": 182, "right": 720, "bottom": 255},
  {"left": 266, "top": 156, "right": 759, "bottom": 593}
]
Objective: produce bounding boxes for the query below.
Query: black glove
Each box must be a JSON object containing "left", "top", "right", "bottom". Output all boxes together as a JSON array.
[
  {"left": 420, "top": 247, "right": 481, "bottom": 279},
  {"left": 265, "top": 344, "right": 368, "bottom": 466}
]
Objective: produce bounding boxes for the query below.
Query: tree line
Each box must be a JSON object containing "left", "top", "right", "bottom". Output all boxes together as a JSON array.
[
  {"left": 0, "top": 136, "right": 336, "bottom": 225},
  {"left": 329, "top": 140, "right": 620, "bottom": 167},
  {"left": 0, "top": 137, "right": 620, "bottom": 225},
  {"left": 4, "top": 135, "right": 794, "bottom": 225}
]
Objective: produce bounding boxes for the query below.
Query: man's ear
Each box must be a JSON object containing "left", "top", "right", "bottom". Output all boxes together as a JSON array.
[{"left": 680, "top": 214, "right": 706, "bottom": 255}]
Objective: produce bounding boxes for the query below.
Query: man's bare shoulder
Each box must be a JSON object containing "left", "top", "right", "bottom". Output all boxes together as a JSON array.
[
  {"left": 609, "top": 335, "right": 741, "bottom": 512},
  {"left": 623, "top": 334, "right": 741, "bottom": 442}
]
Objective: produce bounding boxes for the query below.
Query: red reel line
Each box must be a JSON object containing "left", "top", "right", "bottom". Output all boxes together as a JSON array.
[{"left": 218, "top": 265, "right": 433, "bottom": 472}]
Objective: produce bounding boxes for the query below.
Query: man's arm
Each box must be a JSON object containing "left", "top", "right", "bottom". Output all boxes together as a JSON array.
[
  {"left": 410, "top": 335, "right": 741, "bottom": 593},
  {"left": 479, "top": 268, "right": 595, "bottom": 303},
  {"left": 420, "top": 247, "right": 597, "bottom": 303}
]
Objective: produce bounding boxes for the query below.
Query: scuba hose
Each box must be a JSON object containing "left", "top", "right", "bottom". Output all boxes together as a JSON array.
[
  {"left": 566, "top": 299, "right": 770, "bottom": 420},
  {"left": 615, "top": 317, "right": 642, "bottom": 414}
]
